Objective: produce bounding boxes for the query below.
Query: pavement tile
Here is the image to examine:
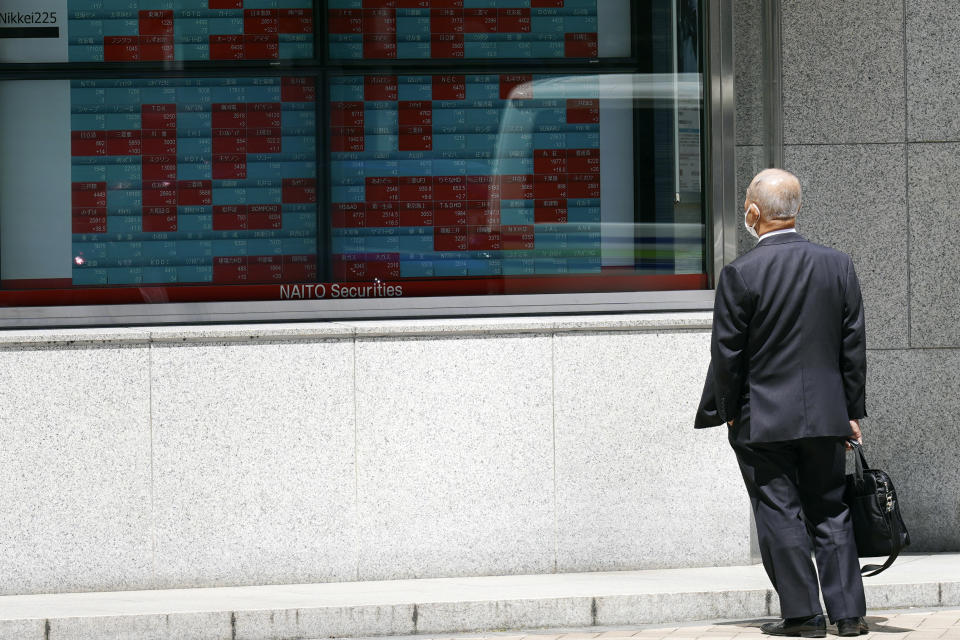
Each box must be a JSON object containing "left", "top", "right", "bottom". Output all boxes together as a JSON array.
[{"left": 382, "top": 610, "right": 960, "bottom": 640}]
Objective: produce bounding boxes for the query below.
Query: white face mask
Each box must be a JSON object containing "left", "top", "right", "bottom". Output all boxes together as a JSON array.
[{"left": 743, "top": 205, "right": 760, "bottom": 240}]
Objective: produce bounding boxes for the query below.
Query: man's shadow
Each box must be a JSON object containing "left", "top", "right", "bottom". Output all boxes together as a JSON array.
[{"left": 714, "top": 616, "right": 914, "bottom": 634}]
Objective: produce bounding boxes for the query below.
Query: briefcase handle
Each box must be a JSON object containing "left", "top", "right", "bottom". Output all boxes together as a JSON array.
[{"left": 846, "top": 440, "right": 870, "bottom": 487}]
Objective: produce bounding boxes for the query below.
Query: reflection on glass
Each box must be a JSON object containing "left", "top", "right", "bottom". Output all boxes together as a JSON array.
[{"left": 329, "top": 70, "right": 704, "bottom": 291}]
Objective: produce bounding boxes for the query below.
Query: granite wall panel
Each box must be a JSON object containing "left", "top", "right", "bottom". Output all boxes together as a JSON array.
[
  {"left": 906, "top": 143, "right": 960, "bottom": 348},
  {"left": 553, "top": 331, "right": 752, "bottom": 571},
  {"left": 906, "top": 0, "right": 960, "bottom": 141},
  {"left": 865, "top": 349, "right": 960, "bottom": 550},
  {"left": 0, "top": 345, "right": 153, "bottom": 595},
  {"left": 150, "top": 339, "right": 357, "bottom": 588},
  {"left": 736, "top": 145, "right": 766, "bottom": 257},
  {"left": 735, "top": 0, "right": 764, "bottom": 146},
  {"left": 354, "top": 333, "right": 556, "bottom": 580},
  {"left": 781, "top": 0, "right": 905, "bottom": 144},
  {"left": 784, "top": 144, "right": 909, "bottom": 349}
]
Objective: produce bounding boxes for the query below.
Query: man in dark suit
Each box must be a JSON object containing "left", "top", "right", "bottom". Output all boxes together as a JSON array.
[{"left": 696, "top": 169, "right": 868, "bottom": 638}]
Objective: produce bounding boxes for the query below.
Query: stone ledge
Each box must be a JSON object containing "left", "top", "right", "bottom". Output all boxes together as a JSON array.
[
  {"left": 0, "top": 554, "right": 955, "bottom": 640},
  {"left": 0, "top": 313, "right": 715, "bottom": 347},
  {"left": 0, "top": 327, "right": 152, "bottom": 347}
]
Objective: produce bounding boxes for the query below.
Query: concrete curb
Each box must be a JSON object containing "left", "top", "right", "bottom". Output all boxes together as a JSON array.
[{"left": 0, "top": 557, "right": 958, "bottom": 640}]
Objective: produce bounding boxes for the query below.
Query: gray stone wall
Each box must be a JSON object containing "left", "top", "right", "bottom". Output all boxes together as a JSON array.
[
  {"left": 734, "top": 0, "right": 960, "bottom": 550},
  {"left": 734, "top": 0, "right": 767, "bottom": 257},
  {"left": 0, "top": 318, "right": 752, "bottom": 596}
]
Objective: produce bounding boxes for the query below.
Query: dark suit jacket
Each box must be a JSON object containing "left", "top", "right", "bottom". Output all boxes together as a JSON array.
[{"left": 695, "top": 232, "right": 867, "bottom": 443}]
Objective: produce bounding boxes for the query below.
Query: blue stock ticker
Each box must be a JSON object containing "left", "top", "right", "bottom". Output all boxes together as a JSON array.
[
  {"left": 328, "top": 0, "right": 599, "bottom": 60},
  {"left": 330, "top": 74, "right": 602, "bottom": 281},
  {"left": 70, "top": 77, "right": 318, "bottom": 286}
]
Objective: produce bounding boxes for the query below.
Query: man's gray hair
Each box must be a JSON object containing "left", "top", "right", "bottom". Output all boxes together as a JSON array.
[{"left": 746, "top": 169, "right": 802, "bottom": 220}]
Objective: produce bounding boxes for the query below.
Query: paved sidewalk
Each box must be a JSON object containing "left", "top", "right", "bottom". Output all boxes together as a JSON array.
[
  {"left": 0, "top": 554, "right": 957, "bottom": 640},
  {"left": 355, "top": 608, "right": 960, "bottom": 640}
]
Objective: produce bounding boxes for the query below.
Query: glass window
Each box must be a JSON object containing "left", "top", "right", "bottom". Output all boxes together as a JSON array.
[
  {"left": 0, "top": 0, "right": 709, "bottom": 310},
  {"left": 0, "top": 76, "right": 318, "bottom": 301},
  {"left": 0, "top": 1, "right": 315, "bottom": 63},
  {"left": 326, "top": 71, "right": 705, "bottom": 296}
]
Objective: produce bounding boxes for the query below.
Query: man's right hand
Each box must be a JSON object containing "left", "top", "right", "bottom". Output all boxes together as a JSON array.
[{"left": 847, "top": 419, "right": 863, "bottom": 449}]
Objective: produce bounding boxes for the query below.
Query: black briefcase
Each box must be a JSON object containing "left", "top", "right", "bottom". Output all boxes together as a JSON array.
[{"left": 843, "top": 441, "right": 910, "bottom": 576}]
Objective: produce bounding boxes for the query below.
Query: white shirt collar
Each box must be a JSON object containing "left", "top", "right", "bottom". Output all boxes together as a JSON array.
[{"left": 758, "top": 228, "right": 798, "bottom": 242}]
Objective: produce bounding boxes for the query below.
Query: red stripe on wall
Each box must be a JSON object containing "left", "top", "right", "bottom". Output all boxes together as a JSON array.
[
  {"left": 1, "top": 278, "right": 75, "bottom": 290},
  {"left": 0, "top": 274, "right": 708, "bottom": 308}
]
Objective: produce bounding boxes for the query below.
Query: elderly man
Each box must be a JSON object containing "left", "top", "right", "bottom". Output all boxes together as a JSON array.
[{"left": 695, "top": 169, "right": 868, "bottom": 637}]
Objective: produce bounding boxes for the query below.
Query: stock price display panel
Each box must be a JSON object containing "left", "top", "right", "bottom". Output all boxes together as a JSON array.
[
  {"left": 328, "top": 0, "right": 632, "bottom": 60},
  {"left": 330, "top": 73, "right": 634, "bottom": 282},
  {"left": 70, "top": 76, "right": 317, "bottom": 286},
  {"left": 66, "top": 0, "right": 313, "bottom": 62}
]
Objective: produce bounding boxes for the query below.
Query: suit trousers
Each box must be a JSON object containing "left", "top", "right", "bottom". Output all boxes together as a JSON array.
[{"left": 728, "top": 431, "right": 866, "bottom": 622}]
